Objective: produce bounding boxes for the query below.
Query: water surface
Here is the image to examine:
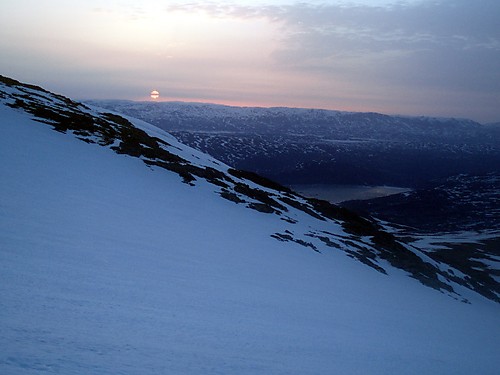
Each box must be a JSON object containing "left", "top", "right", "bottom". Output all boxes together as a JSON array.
[{"left": 290, "top": 184, "right": 411, "bottom": 203}]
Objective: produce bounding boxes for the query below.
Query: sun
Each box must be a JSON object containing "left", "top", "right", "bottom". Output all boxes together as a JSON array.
[{"left": 150, "top": 90, "right": 160, "bottom": 100}]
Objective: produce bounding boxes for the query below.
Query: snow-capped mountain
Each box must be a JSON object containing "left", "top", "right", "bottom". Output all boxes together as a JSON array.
[
  {"left": 2, "top": 76, "right": 499, "bottom": 374},
  {"left": 87, "top": 100, "right": 500, "bottom": 188}
]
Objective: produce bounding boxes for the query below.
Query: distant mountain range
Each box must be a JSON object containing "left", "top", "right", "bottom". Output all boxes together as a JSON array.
[{"left": 87, "top": 100, "right": 500, "bottom": 188}]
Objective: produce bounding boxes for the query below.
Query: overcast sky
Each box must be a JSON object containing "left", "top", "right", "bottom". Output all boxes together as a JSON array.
[{"left": 1, "top": 0, "right": 499, "bottom": 122}]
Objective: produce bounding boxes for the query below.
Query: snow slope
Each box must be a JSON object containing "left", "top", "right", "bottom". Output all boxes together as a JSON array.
[{"left": 1, "top": 77, "right": 499, "bottom": 374}]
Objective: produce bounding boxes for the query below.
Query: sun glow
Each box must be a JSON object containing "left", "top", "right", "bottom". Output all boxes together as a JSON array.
[{"left": 150, "top": 90, "right": 160, "bottom": 99}]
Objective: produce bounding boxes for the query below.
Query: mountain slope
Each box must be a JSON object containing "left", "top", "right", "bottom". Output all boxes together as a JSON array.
[{"left": 1, "top": 76, "right": 499, "bottom": 374}]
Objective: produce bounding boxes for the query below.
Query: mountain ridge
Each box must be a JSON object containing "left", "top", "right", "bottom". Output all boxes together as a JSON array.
[{"left": 87, "top": 99, "right": 500, "bottom": 188}]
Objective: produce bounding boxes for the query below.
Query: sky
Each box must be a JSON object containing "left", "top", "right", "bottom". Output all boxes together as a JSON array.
[{"left": 1, "top": 0, "right": 499, "bottom": 123}]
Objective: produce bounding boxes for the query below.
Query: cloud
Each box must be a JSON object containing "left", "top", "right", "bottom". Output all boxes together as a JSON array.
[
  {"left": 272, "top": 2, "right": 500, "bottom": 60},
  {"left": 159, "top": 0, "right": 499, "bottom": 121},
  {"left": 166, "top": 1, "right": 500, "bottom": 91},
  {"left": 273, "top": 0, "right": 500, "bottom": 119}
]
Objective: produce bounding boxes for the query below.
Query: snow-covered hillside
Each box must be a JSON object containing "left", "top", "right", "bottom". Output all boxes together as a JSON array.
[{"left": 1, "top": 76, "right": 499, "bottom": 374}]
